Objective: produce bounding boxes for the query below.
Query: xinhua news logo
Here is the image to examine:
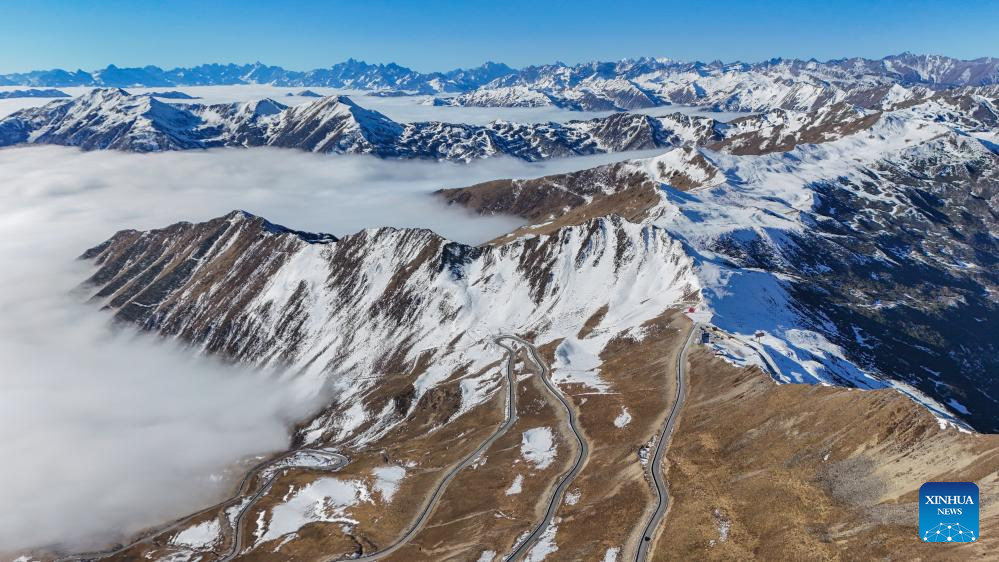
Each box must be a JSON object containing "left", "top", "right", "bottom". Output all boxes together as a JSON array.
[{"left": 919, "top": 482, "right": 979, "bottom": 543}]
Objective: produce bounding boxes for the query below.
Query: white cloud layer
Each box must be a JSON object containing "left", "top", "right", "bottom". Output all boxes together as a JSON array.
[{"left": 0, "top": 145, "right": 653, "bottom": 554}]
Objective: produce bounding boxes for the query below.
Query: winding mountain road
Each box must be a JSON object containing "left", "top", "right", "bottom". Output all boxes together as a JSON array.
[
  {"left": 218, "top": 450, "right": 349, "bottom": 561},
  {"left": 633, "top": 322, "right": 699, "bottom": 562},
  {"left": 328, "top": 337, "right": 521, "bottom": 561},
  {"left": 501, "top": 335, "right": 589, "bottom": 562},
  {"left": 64, "top": 338, "right": 525, "bottom": 562},
  {"left": 58, "top": 449, "right": 348, "bottom": 562}
]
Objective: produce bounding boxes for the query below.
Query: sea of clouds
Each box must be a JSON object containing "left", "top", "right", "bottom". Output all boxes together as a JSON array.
[{"left": 0, "top": 145, "right": 657, "bottom": 553}]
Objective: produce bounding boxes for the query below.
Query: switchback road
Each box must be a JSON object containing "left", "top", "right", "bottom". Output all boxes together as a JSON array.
[
  {"left": 60, "top": 449, "right": 348, "bottom": 562},
  {"left": 501, "top": 335, "right": 588, "bottom": 562},
  {"left": 329, "top": 337, "right": 521, "bottom": 561},
  {"left": 633, "top": 322, "right": 699, "bottom": 562}
]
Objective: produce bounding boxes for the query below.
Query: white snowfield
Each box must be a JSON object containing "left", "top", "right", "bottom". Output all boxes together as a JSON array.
[
  {"left": 613, "top": 407, "right": 632, "bottom": 428},
  {"left": 525, "top": 516, "right": 560, "bottom": 561},
  {"left": 505, "top": 474, "right": 524, "bottom": 496},
  {"left": 372, "top": 465, "right": 407, "bottom": 502},
  {"left": 551, "top": 336, "right": 610, "bottom": 392},
  {"left": 520, "top": 427, "right": 557, "bottom": 470}
]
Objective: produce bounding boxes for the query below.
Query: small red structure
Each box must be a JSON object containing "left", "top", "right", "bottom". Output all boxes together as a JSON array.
[{"left": 687, "top": 307, "right": 696, "bottom": 313}]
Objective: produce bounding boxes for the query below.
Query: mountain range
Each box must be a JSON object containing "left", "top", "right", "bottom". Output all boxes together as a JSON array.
[
  {"left": 55, "top": 86, "right": 999, "bottom": 557},
  {"left": 51, "top": 74, "right": 998, "bottom": 434},
  {"left": 434, "top": 57, "right": 999, "bottom": 112},
  {"left": 0, "top": 88, "right": 721, "bottom": 159},
  {"left": 2, "top": 53, "right": 997, "bottom": 94},
  {"left": 4, "top": 51, "right": 999, "bottom": 562},
  {"left": 2, "top": 84, "right": 996, "bottom": 162}
]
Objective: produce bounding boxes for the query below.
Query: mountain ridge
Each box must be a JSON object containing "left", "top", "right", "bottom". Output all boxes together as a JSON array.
[
  {"left": 2, "top": 53, "right": 997, "bottom": 91},
  {"left": 0, "top": 88, "right": 724, "bottom": 159},
  {"left": 4, "top": 85, "right": 995, "bottom": 163}
]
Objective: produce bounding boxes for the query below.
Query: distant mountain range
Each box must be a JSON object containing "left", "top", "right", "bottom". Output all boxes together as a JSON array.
[
  {"left": 0, "top": 88, "right": 717, "bottom": 159},
  {"left": 0, "top": 59, "right": 516, "bottom": 92},
  {"left": 2, "top": 53, "right": 997, "bottom": 94},
  {"left": 0, "top": 88, "right": 69, "bottom": 99},
  {"left": 3, "top": 84, "right": 995, "bottom": 160},
  {"left": 434, "top": 54, "right": 999, "bottom": 112}
]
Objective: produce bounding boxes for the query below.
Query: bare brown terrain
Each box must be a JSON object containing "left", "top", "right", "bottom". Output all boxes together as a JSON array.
[
  {"left": 436, "top": 162, "right": 659, "bottom": 224},
  {"left": 657, "top": 330, "right": 999, "bottom": 561},
  {"left": 383, "top": 348, "right": 575, "bottom": 561},
  {"left": 529, "top": 310, "right": 689, "bottom": 560}
]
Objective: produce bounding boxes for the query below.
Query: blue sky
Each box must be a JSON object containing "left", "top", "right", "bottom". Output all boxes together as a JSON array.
[{"left": 1, "top": 0, "right": 996, "bottom": 73}]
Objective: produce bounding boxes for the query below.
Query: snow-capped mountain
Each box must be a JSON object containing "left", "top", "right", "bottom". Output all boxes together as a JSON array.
[
  {"left": 0, "top": 60, "right": 519, "bottom": 92},
  {"left": 5, "top": 86, "right": 995, "bottom": 165},
  {"left": 0, "top": 88, "right": 69, "bottom": 98},
  {"left": 432, "top": 79, "right": 663, "bottom": 111},
  {"left": 437, "top": 54, "right": 999, "bottom": 112},
  {"left": 65, "top": 199, "right": 999, "bottom": 559},
  {"left": 1, "top": 54, "right": 996, "bottom": 95},
  {"left": 81, "top": 209, "right": 697, "bottom": 440},
  {"left": 439, "top": 104, "right": 999, "bottom": 432},
  {"left": 43, "top": 65, "right": 999, "bottom": 560},
  {"left": 73, "top": 86, "right": 999, "bottom": 435},
  {"left": 0, "top": 88, "right": 209, "bottom": 151},
  {"left": 0, "top": 88, "right": 722, "bottom": 159}
]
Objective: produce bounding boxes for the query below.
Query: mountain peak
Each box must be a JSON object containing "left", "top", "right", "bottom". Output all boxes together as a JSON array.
[
  {"left": 240, "top": 98, "right": 287, "bottom": 116},
  {"left": 83, "top": 87, "right": 132, "bottom": 99},
  {"left": 222, "top": 210, "right": 338, "bottom": 243},
  {"left": 641, "top": 146, "right": 723, "bottom": 190},
  {"left": 334, "top": 94, "right": 359, "bottom": 106}
]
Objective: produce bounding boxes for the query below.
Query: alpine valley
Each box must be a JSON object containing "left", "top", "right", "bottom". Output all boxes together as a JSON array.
[{"left": 3, "top": 52, "right": 998, "bottom": 562}]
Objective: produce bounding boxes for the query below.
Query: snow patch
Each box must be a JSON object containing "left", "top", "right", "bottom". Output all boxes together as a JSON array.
[
  {"left": 505, "top": 474, "right": 524, "bottom": 496},
  {"left": 521, "top": 427, "right": 557, "bottom": 470},
  {"left": 551, "top": 336, "right": 609, "bottom": 392},
  {"left": 564, "top": 489, "right": 580, "bottom": 505},
  {"left": 372, "top": 465, "right": 406, "bottom": 502},
  {"left": 946, "top": 399, "right": 970, "bottom": 415},
  {"left": 613, "top": 407, "right": 632, "bottom": 428},
  {"left": 525, "top": 517, "right": 559, "bottom": 561},
  {"left": 171, "top": 520, "right": 221, "bottom": 550}
]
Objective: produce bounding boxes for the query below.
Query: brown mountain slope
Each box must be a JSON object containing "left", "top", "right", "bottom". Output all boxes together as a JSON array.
[{"left": 658, "top": 327, "right": 999, "bottom": 561}]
